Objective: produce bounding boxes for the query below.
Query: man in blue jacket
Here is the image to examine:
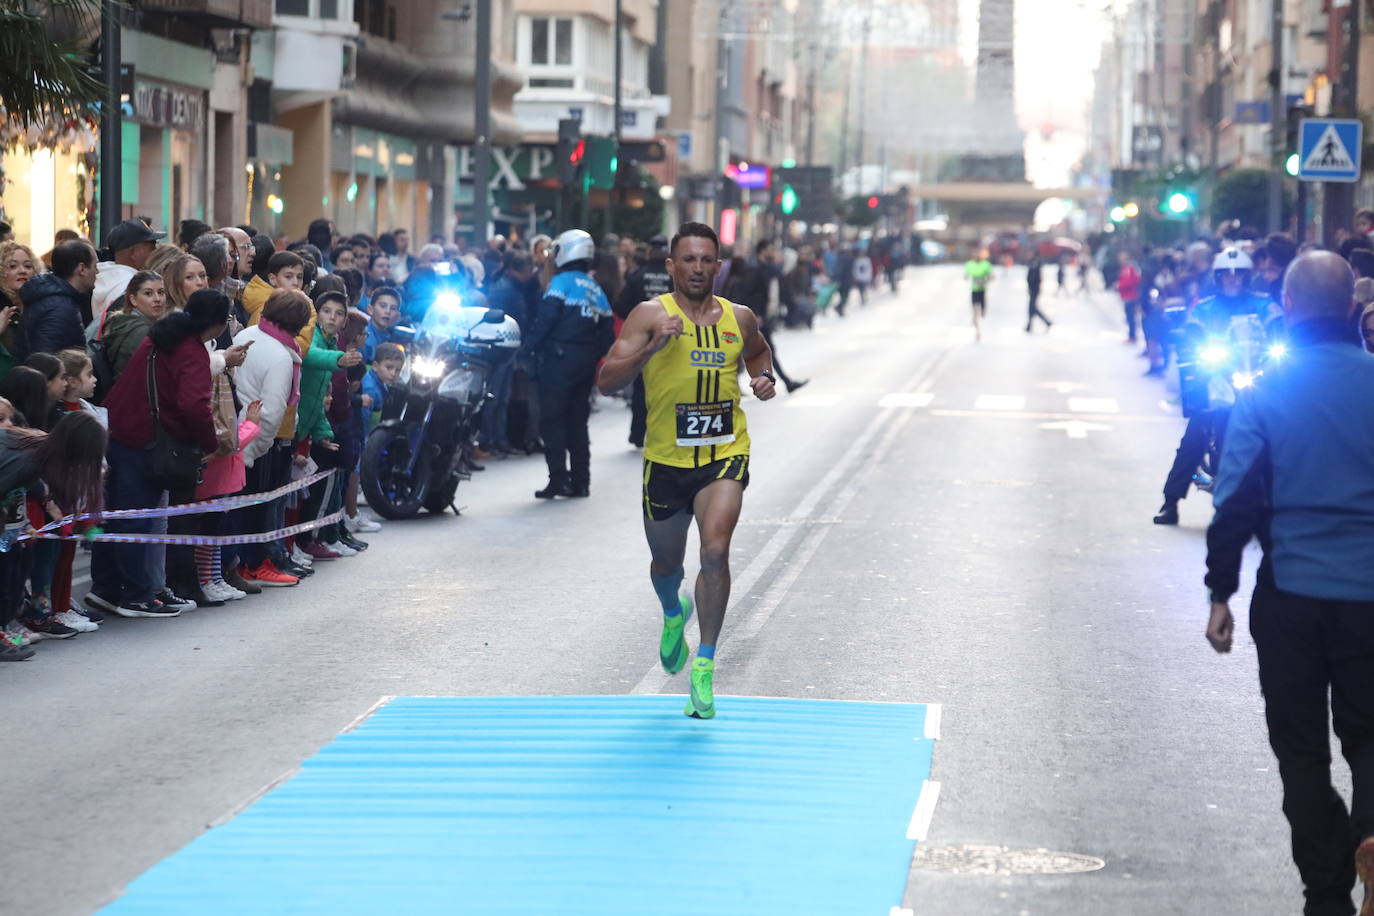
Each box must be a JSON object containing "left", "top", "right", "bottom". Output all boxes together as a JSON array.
[
  {"left": 20, "top": 240, "right": 97, "bottom": 355},
  {"left": 1205, "top": 250, "right": 1374, "bottom": 916}
]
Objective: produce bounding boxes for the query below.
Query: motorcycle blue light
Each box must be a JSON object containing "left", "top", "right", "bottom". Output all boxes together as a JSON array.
[{"left": 1267, "top": 343, "right": 1288, "bottom": 360}]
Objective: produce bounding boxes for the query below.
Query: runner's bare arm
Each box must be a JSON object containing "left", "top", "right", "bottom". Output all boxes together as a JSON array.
[
  {"left": 597, "top": 301, "right": 682, "bottom": 394},
  {"left": 733, "top": 305, "right": 777, "bottom": 401}
]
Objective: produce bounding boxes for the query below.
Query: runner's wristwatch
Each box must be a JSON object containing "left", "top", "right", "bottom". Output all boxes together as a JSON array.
[{"left": 757, "top": 369, "right": 776, "bottom": 384}]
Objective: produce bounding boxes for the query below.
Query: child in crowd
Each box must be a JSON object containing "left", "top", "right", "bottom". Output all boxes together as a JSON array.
[
  {"left": 0, "top": 366, "right": 53, "bottom": 430},
  {"left": 0, "top": 412, "right": 108, "bottom": 656},
  {"left": 194, "top": 398, "right": 263, "bottom": 601},
  {"left": 23, "top": 350, "right": 111, "bottom": 637},
  {"left": 23, "top": 352, "right": 65, "bottom": 427},
  {"left": 339, "top": 308, "right": 379, "bottom": 535},
  {"left": 361, "top": 342, "right": 403, "bottom": 434},
  {"left": 363, "top": 287, "right": 404, "bottom": 362},
  {"left": 294, "top": 290, "right": 349, "bottom": 561}
]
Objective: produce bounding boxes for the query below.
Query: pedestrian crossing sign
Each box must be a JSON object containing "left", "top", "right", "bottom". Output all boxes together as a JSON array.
[{"left": 1298, "top": 119, "right": 1363, "bottom": 182}]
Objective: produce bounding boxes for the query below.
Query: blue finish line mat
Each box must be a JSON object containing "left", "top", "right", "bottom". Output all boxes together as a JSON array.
[{"left": 104, "top": 695, "right": 938, "bottom": 915}]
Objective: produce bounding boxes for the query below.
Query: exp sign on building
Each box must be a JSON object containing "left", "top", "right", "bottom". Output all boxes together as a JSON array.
[{"left": 725, "top": 162, "right": 771, "bottom": 189}]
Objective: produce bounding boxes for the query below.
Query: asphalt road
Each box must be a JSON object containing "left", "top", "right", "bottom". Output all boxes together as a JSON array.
[{"left": 2, "top": 264, "right": 1340, "bottom": 915}]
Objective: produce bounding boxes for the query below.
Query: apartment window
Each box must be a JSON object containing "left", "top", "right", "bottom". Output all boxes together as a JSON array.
[
  {"left": 529, "top": 17, "right": 573, "bottom": 66},
  {"left": 276, "top": 0, "right": 309, "bottom": 14},
  {"left": 531, "top": 78, "right": 575, "bottom": 88},
  {"left": 321, "top": 0, "right": 338, "bottom": 17}
]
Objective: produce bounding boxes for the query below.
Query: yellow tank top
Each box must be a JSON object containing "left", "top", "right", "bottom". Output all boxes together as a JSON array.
[{"left": 642, "top": 293, "right": 751, "bottom": 468}]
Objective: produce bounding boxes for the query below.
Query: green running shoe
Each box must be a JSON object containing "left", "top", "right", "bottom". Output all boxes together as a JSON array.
[
  {"left": 658, "top": 594, "right": 694, "bottom": 674},
  {"left": 685, "top": 657, "right": 715, "bottom": 719}
]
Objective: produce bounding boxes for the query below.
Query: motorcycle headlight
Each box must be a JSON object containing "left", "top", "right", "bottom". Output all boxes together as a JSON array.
[
  {"left": 410, "top": 355, "right": 447, "bottom": 380},
  {"left": 1231, "top": 371, "right": 1255, "bottom": 390},
  {"left": 1199, "top": 344, "right": 1230, "bottom": 366},
  {"left": 1267, "top": 342, "right": 1288, "bottom": 361}
]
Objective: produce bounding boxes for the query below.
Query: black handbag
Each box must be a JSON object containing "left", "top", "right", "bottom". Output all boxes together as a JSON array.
[{"left": 144, "top": 349, "right": 204, "bottom": 488}]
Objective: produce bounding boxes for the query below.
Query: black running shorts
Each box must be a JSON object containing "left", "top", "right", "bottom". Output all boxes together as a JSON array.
[
  {"left": 642, "top": 456, "right": 750, "bottom": 521},
  {"left": 971, "top": 289, "right": 986, "bottom": 311}
]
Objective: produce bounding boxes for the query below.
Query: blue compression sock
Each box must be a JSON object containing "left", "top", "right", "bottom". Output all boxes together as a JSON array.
[
  {"left": 651, "top": 568, "right": 684, "bottom": 615},
  {"left": 697, "top": 644, "right": 715, "bottom": 661}
]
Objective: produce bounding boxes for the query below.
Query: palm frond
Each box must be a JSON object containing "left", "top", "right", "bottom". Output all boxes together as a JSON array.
[{"left": 0, "top": 0, "right": 107, "bottom": 130}]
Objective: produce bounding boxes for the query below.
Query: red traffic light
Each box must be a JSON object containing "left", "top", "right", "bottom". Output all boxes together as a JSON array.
[
  {"left": 570, "top": 140, "right": 586, "bottom": 165},
  {"left": 867, "top": 196, "right": 879, "bottom": 209}
]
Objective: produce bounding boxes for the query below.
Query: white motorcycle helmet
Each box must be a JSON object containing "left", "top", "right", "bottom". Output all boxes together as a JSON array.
[
  {"left": 1212, "top": 247, "right": 1253, "bottom": 274},
  {"left": 552, "top": 229, "right": 596, "bottom": 267}
]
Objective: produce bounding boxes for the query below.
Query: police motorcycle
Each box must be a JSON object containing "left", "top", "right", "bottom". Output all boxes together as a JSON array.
[
  {"left": 360, "top": 281, "right": 522, "bottom": 518},
  {"left": 1165, "top": 248, "right": 1286, "bottom": 492}
]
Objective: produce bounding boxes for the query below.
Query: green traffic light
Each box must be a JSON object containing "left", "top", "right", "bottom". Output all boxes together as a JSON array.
[
  {"left": 780, "top": 184, "right": 799, "bottom": 215},
  {"left": 1109, "top": 206, "right": 1126, "bottom": 222},
  {"left": 1286, "top": 153, "right": 1300, "bottom": 176},
  {"left": 781, "top": 157, "right": 797, "bottom": 168},
  {"left": 1165, "top": 191, "right": 1192, "bottom": 215}
]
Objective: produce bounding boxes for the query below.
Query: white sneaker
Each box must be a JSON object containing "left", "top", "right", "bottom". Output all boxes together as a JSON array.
[
  {"left": 289, "top": 545, "right": 314, "bottom": 568},
  {"left": 324, "top": 539, "right": 357, "bottom": 557},
  {"left": 57, "top": 610, "right": 99, "bottom": 633},
  {"left": 202, "top": 581, "right": 240, "bottom": 603},
  {"left": 346, "top": 513, "right": 382, "bottom": 533},
  {"left": 210, "top": 579, "right": 248, "bottom": 601}
]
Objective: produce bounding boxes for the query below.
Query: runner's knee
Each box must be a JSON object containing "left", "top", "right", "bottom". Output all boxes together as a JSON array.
[{"left": 699, "top": 541, "right": 730, "bottom": 572}]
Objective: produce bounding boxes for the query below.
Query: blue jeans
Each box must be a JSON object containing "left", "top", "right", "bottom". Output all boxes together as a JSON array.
[{"left": 90, "top": 440, "right": 164, "bottom": 603}]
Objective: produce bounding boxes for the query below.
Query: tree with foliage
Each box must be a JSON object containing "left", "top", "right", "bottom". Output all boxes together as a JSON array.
[{"left": 0, "top": 0, "right": 105, "bottom": 130}]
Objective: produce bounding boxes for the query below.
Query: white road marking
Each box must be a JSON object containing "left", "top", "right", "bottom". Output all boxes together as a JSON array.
[
  {"left": 974, "top": 394, "right": 1026, "bottom": 411},
  {"left": 1039, "top": 420, "right": 1114, "bottom": 439},
  {"left": 878, "top": 392, "right": 935, "bottom": 408},
  {"left": 906, "top": 780, "right": 942, "bottom": 840},
  {"left": 1068, "top": 397, "right": 1119, "bottom": 414},
  {"left": 923, "top": 703, "right": 942, "bottom": 740},
  {"left": 1038, "top": 380, "right": 1087, "bottom": 394}
]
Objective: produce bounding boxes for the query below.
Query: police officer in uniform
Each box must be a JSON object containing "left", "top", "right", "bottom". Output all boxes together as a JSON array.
[
  {"left": 1154, "top": 247, "right": 1282, "bottom": 525},
  {"left": 522, "top": 229, "right": 615, "bottom": 499},
  {"left": 615, "top": 235, "right": 674, "bottom": 448}
]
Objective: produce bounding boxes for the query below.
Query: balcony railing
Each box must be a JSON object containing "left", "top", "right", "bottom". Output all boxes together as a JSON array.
[{"left": 139, "top": 0, "right": 274, "bottom": 29}]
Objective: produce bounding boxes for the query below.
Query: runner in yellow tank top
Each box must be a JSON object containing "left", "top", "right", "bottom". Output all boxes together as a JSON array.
[{"left": 598, "top": 222, "right": 777, "bottom": 719}]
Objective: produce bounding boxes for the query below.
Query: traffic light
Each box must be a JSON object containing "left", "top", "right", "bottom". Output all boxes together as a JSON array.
[
  {"left": 866, "top": 196, "right": 879, "bottom": 209},
  {"left": 1159, "top": 188, "right": 1196, "bottom": 218},
  {"left": 556, "top": 118, "right": 583, "bottom": 186},
  {"left": 585, "top": 136, "right": 618, "bottom": 190},
  {"left": 779, "top": 184, "right": 799, "bottom": 216}
]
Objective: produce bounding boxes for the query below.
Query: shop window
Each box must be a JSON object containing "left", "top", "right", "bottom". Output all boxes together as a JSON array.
[
  {"left": 276, "top": 0, "right": 309, "bottom": 14},
  {"left": 530, "top": 78, "right": 574, "bottom": 89}
]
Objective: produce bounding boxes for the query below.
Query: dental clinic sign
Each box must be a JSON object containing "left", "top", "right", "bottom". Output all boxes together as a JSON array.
[{"left": 457, "top": 145, "right": 558, "bottom": 190}]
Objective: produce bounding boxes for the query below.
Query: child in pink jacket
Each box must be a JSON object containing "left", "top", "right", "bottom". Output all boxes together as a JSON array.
[{"left": 194, "top": 399, "right": 262, "bottom": 601}]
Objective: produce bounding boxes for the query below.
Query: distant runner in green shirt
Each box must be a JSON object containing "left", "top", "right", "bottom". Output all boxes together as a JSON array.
[{"left": 964, "top": 251, "right": 993, "bottom": 342}]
